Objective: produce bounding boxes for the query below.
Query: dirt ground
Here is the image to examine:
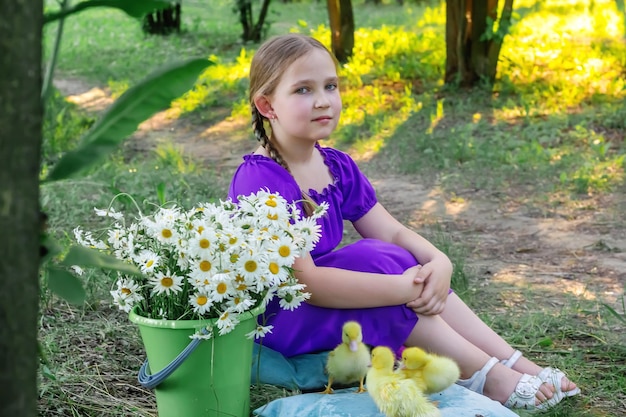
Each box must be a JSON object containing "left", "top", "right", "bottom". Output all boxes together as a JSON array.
[{"left": 55, "top": 78, "right": 626, "bottom": 315}]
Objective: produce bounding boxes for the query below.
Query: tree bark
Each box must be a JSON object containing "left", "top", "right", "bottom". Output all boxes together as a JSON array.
[
  {"left": 327, "top": 0, "right": 355, "bottom": 63},
  {"left": 445, "top": 0, "right": 512, "bottom": 87},
  {"left": 142, "top": 2, "right": 181, "bottom": 35},
  {"left": 0, "top": 0, "right": 43, "bottom": 415}
]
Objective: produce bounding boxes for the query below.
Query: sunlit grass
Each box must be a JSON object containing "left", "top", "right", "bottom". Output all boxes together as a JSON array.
[
  {"left": 40, "top": 1, "right": 626, "bottom": 416},
  {"left": 46, "top": 0, "right": 626, "bottom": 198}
]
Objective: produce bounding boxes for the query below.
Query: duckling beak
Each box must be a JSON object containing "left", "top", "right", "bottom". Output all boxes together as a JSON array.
[{"left": 349, "top": 341, "right": 358, "bottom": 352}]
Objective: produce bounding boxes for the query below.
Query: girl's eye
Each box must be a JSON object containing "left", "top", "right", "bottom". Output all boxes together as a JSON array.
[
  {"left": 326, "top": 83, "right": 338, "bottom": 91},
  {"left": 295, "top": 87, "right": 310, "bottom": 94}
]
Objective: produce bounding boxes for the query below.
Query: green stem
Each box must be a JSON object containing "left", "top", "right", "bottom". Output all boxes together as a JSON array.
[{"left": 42, "top": 0, "right": 70, "bottom": 102}]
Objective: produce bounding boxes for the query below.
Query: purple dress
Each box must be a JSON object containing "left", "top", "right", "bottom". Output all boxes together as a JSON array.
[{"left": 228, "top": 144, "right": 419, "bottom": 356}]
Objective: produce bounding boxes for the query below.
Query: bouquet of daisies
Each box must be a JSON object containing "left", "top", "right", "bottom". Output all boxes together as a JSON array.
[{"left": 73, "top": 189, "right": 327, "bottom": 340}]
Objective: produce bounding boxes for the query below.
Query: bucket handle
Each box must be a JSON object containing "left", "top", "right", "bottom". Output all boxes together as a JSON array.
[{"left": 137, "top": 327, "right": 209, "bottom": 389}]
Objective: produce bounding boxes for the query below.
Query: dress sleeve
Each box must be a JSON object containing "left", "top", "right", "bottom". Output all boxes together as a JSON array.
[
  {"left": 324, "top": 147, "right": 377, "bottom": 222},
  {"left": 228, "top": 155, "right": 302, "bottom": 204}
]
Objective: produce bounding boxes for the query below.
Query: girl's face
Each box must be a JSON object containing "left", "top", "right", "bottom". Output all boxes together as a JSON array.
[{"left": 268, "top": 48, "right": 342, "bottom": 144}]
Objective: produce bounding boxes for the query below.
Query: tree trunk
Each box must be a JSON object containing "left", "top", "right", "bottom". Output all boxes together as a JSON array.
[
  {"left": 0, "top": 0, "right": 43, "bottom": 415},
  {"left": 237, "top": 0, "right": 271, "bottom": 43},
  {"left": 142, "top": 2, "right": 181, "bottom": 35},
  {"left": 445, "top": 0, "right": 514, "bottom": 87},
  {"left": 327, "top": 0, "right": 355, "bottom": 63}
]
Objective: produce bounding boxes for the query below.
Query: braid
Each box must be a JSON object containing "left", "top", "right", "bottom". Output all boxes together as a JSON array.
[
  {"left": 252, "top": 105, "right": 271, "bottom": 151},
  {"left": 251, "top": 105, "right": 317, "bottom": 217},
  {"left": 252, "top": 105, "right": 289, "bottom": 172}
]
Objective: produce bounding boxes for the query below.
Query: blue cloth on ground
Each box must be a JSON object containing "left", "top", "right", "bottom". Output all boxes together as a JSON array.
[{"left": 250, "top": 343, "right": 519, "bottom": 417}]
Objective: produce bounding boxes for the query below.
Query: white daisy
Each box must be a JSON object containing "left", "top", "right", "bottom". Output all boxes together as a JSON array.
[
  {"left": 188, "top": 228, "right": 218, "bottom": 257},
  {"left": 136, "top": 249, "right": 160, "bottom": 274},
  {"left": 216, "top": 311, "right": 239, "bottom": 335},
  {"left": 207, "top": 273, "right": 235, "bottom": 304},
  {"left": 110, "top": 278, "right": 143, "bottom": 312},
  {"left": 226, "top": 295, "right": 254, "bottom": 313},
  {"left": 237, "top": 250, "right": 266, "bottom": 281},
  {"left": 268, "top": 236, "right": 297, "bottom": 267},
  {"left": 94, "top": 206, "right": 124, "bottom": 220},
  {"left": 278, "top": 291, "right": 310, "bottom": 311},
  {"left": 190, "top": 326, "right": 214, "bottom": 340},
  {"left": 246, "top": 324, "right": 274, "bottom": 340},
  {"left": 150, "top": 271, "right": 183, "bottom": 296},
  {"left": 189, "top": 292, "right": 213, "bottom": 315},
  {"left": 264, "top": 258, "right": 289, "bottom": 286}
]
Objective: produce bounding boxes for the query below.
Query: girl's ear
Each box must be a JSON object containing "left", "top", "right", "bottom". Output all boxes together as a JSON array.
[{"left": 254, "top": 96, "right": 274, "bottom": 119}]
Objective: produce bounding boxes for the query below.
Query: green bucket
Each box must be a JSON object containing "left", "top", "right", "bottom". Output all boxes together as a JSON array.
[{"left": 129, "top": 305, "right": 265, "bottom": 417}]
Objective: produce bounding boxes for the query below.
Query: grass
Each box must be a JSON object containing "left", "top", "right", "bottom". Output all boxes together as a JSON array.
[{"left": 40, "top": 0, "right": 625, "bottom": 416}]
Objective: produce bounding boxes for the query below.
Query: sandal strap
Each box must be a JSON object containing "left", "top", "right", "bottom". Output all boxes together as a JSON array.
[
  {"left": 456, "top": 356, "right": 499, "bottom": 395},
  {"left": 501, "top": 349, "right": 523, "bottom": 368},
  {"left": 504, "top": 373, "right": 544, "bottom": 410},
  {"left": 538, "top": 367, "right": 581, "bottom": 399}
]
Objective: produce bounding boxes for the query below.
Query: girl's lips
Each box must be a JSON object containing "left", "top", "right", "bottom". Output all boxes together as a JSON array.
[{"left": 313, "top": 116, "right": 332, "bottom": 122}]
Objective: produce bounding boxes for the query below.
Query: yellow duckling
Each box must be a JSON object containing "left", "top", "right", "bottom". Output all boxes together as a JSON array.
[
  {"left": 322, "top": 320, "right": 370, "bottom": 394},
  {"left": 367, "top": 346, "right": 441, "bottom": 417},
  {"left": 399, "top": 347, "right": 460, "bottom": 395}
]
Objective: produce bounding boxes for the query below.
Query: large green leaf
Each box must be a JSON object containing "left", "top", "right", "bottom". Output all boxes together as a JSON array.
[
  {"left": 60, "top": 245, "right": 142, "bottom": 276},
  {"left": 46, "top": 266, "right": 87, "bottom": 305},
  {"left": 44, "top": 0, "right": 172, "bottom": 24},
  {"left": 44, "top": 58, "right": 212, "bottom": 182}
]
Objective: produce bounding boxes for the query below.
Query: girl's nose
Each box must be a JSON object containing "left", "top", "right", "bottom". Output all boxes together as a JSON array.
[{"left": 314, "top": 93, "right": 331, "bottom": 108}]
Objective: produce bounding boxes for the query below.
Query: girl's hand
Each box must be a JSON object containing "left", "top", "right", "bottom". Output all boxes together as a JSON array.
[{"left": 405, "top": 258, "right": 452, "bottom": 315}]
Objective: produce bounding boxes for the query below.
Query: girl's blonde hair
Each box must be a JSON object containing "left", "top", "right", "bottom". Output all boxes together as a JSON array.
[{"left": 249, "top": 34, "right": 335, "bottom": 215}]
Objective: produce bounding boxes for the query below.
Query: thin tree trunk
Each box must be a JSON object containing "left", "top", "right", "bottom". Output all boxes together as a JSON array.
[
  {"left": 0, "top": 0, "right": 43, "bottom": 416},
  {"left": 251, "top": 0, "right": 272, "bottom": 43},
  {"left": 326, "top": 0, "right": 354, "bottom": 63},
  {"left": 445, "top": 0, "right": 512, "bottom": 87}
]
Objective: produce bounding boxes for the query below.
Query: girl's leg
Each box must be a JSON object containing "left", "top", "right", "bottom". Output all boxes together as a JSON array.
[
  {"left": 439, "top": 293, "right": 578, "bottom": 394},
  {"left": 405, "top": 312, "right": 551, "bottom": 405}
]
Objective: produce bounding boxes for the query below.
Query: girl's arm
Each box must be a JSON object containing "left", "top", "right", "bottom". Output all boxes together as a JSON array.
[
  {"left": 353, "top": 203, "right": 453, "bottom": 315},
  {"left": 293, "top": 254, "right": 424, "bottom": 309}
]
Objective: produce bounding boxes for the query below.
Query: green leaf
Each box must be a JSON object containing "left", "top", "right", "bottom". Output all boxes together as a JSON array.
[
  {"left": 60, "top": 245, "right": 142, "bottom": 276},
  {"left": 156, "top": 182, "right": 167, "bottom": 205},
  {"left": 46, "top": 266, "right": 86, "bottom": 305},
  {"left": 602, "top": 303, "right": 626, "bottom": 324},
  {"left": 44, "top": 0, "right": 172, "bottom": 24},
  {"left": 44, "top": 58, "right": 213, "bottom": 182},
  {"left": 537, "top": 337, "right": 553, "bottom": 348},
  {"left": 41, "top": 365, "right": 56, "bottom": 381},
  {"left": 40, "top": 234, "right": 63, "bottom": 264}
]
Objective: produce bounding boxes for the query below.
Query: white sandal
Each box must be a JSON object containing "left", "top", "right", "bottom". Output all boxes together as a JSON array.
[
  {"left": 502, "top": 350, "right": 581, "bottom": 401},
  {"left": 456, "top": 356, "right": 547, "bottom": 411}
]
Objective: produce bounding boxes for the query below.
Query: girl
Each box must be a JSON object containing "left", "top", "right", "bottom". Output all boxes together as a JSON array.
[{"left": 228, "top": 33, "right": 580, "bottom": 411}]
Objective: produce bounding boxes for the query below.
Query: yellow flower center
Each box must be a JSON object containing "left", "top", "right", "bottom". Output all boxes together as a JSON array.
[
  {"left": 220, "top": 312, "right": 229, "bottom": 321},
  {"left": 245, "top": 260, "right": 257, "bottom": 273},
  {"left": 200, "top": 260, "right": 211, "bottom": 272},
  {"left": 230, "top": 254, "right": 239, "bottom": 263},
  {"left": 229, "top": 236, "right": 237, "bottom": 244},
  {"left": 278, "top": 246, "right": 291, "bottom": 257},
  {"left": 146, "top": 259, "right": 154, "bottom": 268},
  {"left": 236, "top": 284, "right": 247, "bottom": 291},
  {"left": 197, "top": 226, "right": 205, "bottom": 233},
  {"left": 269, "top": 262, "right": 280, "bottom": 275},
  {"left": 216, "top": 282, "right": 227, "bottom": 294},
  {"left": 267, "top": 213, "right": 278, "bottom": 220},
  {"left": 234, "top": 297, "right": 241, "bottom": 305},
  {"left": 161, "top": 229, "right": 173, "bottom": 239},
  {"left": 121, "top": 287, "right": 131, "bottom": 295},
  {"left": 199, "top": 238, "right": 210, "bottom": 249},
  {"left": 161, "top": 277, "right": 174, "bottom": 287},
  {"left": 265, "top": 199, "right": 277, "bottom": 207},
  {"left": 196, "top": 295, "right": 208, "bottom": 305}
]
